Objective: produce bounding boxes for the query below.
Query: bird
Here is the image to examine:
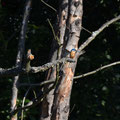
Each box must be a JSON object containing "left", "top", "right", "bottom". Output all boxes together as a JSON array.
[{"left": 70, "top": 48, "right": 77, "bottom": 58}]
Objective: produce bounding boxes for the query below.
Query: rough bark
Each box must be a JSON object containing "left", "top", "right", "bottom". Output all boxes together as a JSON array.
[
  {"left": 40, "top": 0, "right": 69, "bottom": 120},
  {"left": 51, "top": 0, "right": 83, "bottom": 120},
  {"left": 40, "top": 0, "right": 83, "bottom": 120}
]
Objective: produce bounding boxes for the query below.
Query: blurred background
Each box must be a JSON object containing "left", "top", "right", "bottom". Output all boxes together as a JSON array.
[{"left": 0, "top": 0, "right": 120, "bottom": 119}]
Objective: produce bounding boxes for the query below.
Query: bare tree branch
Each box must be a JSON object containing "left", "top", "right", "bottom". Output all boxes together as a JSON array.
[
  {"left": 78, "top": 15, "right": 120, "bottom": 51},
  {"left": 41, "top": 0, "right": 57, "bottom": 12},
  {"left": 0, "top": 58, "right": 75, "bottom": 77},
  {"left": 74, "top": 61, "right": 120, "bottom": 79},
  {"left": 30, "top": 58, "right": 75, "bottom": 73},
  {"left": 11, "top": 0, "right": 32, "bottom": 120},
  {"left": 74, "top": 15, "right": 120, "bottom": 80}
]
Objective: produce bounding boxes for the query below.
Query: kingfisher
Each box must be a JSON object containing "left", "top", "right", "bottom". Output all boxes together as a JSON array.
[{"left": 70, "top": 48, "right": 77, "bottom": 58}]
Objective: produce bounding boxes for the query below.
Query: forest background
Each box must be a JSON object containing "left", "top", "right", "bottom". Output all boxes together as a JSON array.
[{"left": 0, "top": 0, "right": 120, "bottom": 120}]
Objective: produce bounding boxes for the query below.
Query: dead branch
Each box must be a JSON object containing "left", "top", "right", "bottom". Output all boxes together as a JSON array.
[
  {"left": 74, "top": 61, "right": 120, "bottom": 79},
  {"left": 78, "top": 15, "right": 120, "bottom": 51},
  {"left": 0, "top": 58, "right": 75, "bottom": 77},
  {"left": 30, "top": 58, "right": 75, "bottom": 73},
  {"left": 41, "top": 0, "right": 57, "bottom": 12}
]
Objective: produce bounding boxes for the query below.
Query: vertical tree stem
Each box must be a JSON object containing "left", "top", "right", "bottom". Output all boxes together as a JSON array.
[{"left": 10, "top": 0, "right": 32, "bottom": 120}]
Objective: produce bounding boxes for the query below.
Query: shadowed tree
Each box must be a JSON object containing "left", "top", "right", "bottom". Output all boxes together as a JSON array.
[{"left": 40, "top": 0, "right": 83, "bottom": 120}]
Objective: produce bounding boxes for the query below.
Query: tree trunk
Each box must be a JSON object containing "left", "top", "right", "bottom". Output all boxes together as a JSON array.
[
  {"left": 40, "top": 0, "right": 83, "bottom": 120},
  {"left": 40, "top": 0, "right": 68, "bottom": 120}
]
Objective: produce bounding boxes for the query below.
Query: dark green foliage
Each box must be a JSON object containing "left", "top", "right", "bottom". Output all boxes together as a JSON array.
[{"left": 0, "top": 0, "right": 120, "bottom": 120}]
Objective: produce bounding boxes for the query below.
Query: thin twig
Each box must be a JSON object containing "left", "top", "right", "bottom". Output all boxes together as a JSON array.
[
  {"left": 82, "top": 26, "right": 92, "bottom": 34},
  {"left": 21, "top": 87, "right": 31, "bottom": 120},
  {"left": 41, "top": 0, "right": 57, "bottom": 12},
  {"left": 47, "top": 19, "right": 56, "bottom": 41},
  {"left": 47, "top": 19, "right": 61, "bottom": 45},
  {"left": 74, "top": 61, "right": 120, "bottom": 79},
  {"left": 69, "top": 104, "right": 76, "bottom": 116}
]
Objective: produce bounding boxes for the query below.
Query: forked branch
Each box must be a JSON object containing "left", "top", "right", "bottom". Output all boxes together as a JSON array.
[{"left": 0, "top": 58, "right": 75, "bottom": 77}]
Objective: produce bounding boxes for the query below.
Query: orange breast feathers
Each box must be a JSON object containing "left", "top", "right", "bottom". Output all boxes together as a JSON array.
[{"left": 70, "top": 49, "right": 77, "bottom": 58}]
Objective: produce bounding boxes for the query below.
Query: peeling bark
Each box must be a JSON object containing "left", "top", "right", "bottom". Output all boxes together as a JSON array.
[
  {"left": 40, "top": 0, "right": 69, "bottom": 120},
  {"left": 51, "top": 0, "right": 83, "bottom": 120},
  {"left": 40, "top": 0, "right": 82, "bottom": 120}
]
